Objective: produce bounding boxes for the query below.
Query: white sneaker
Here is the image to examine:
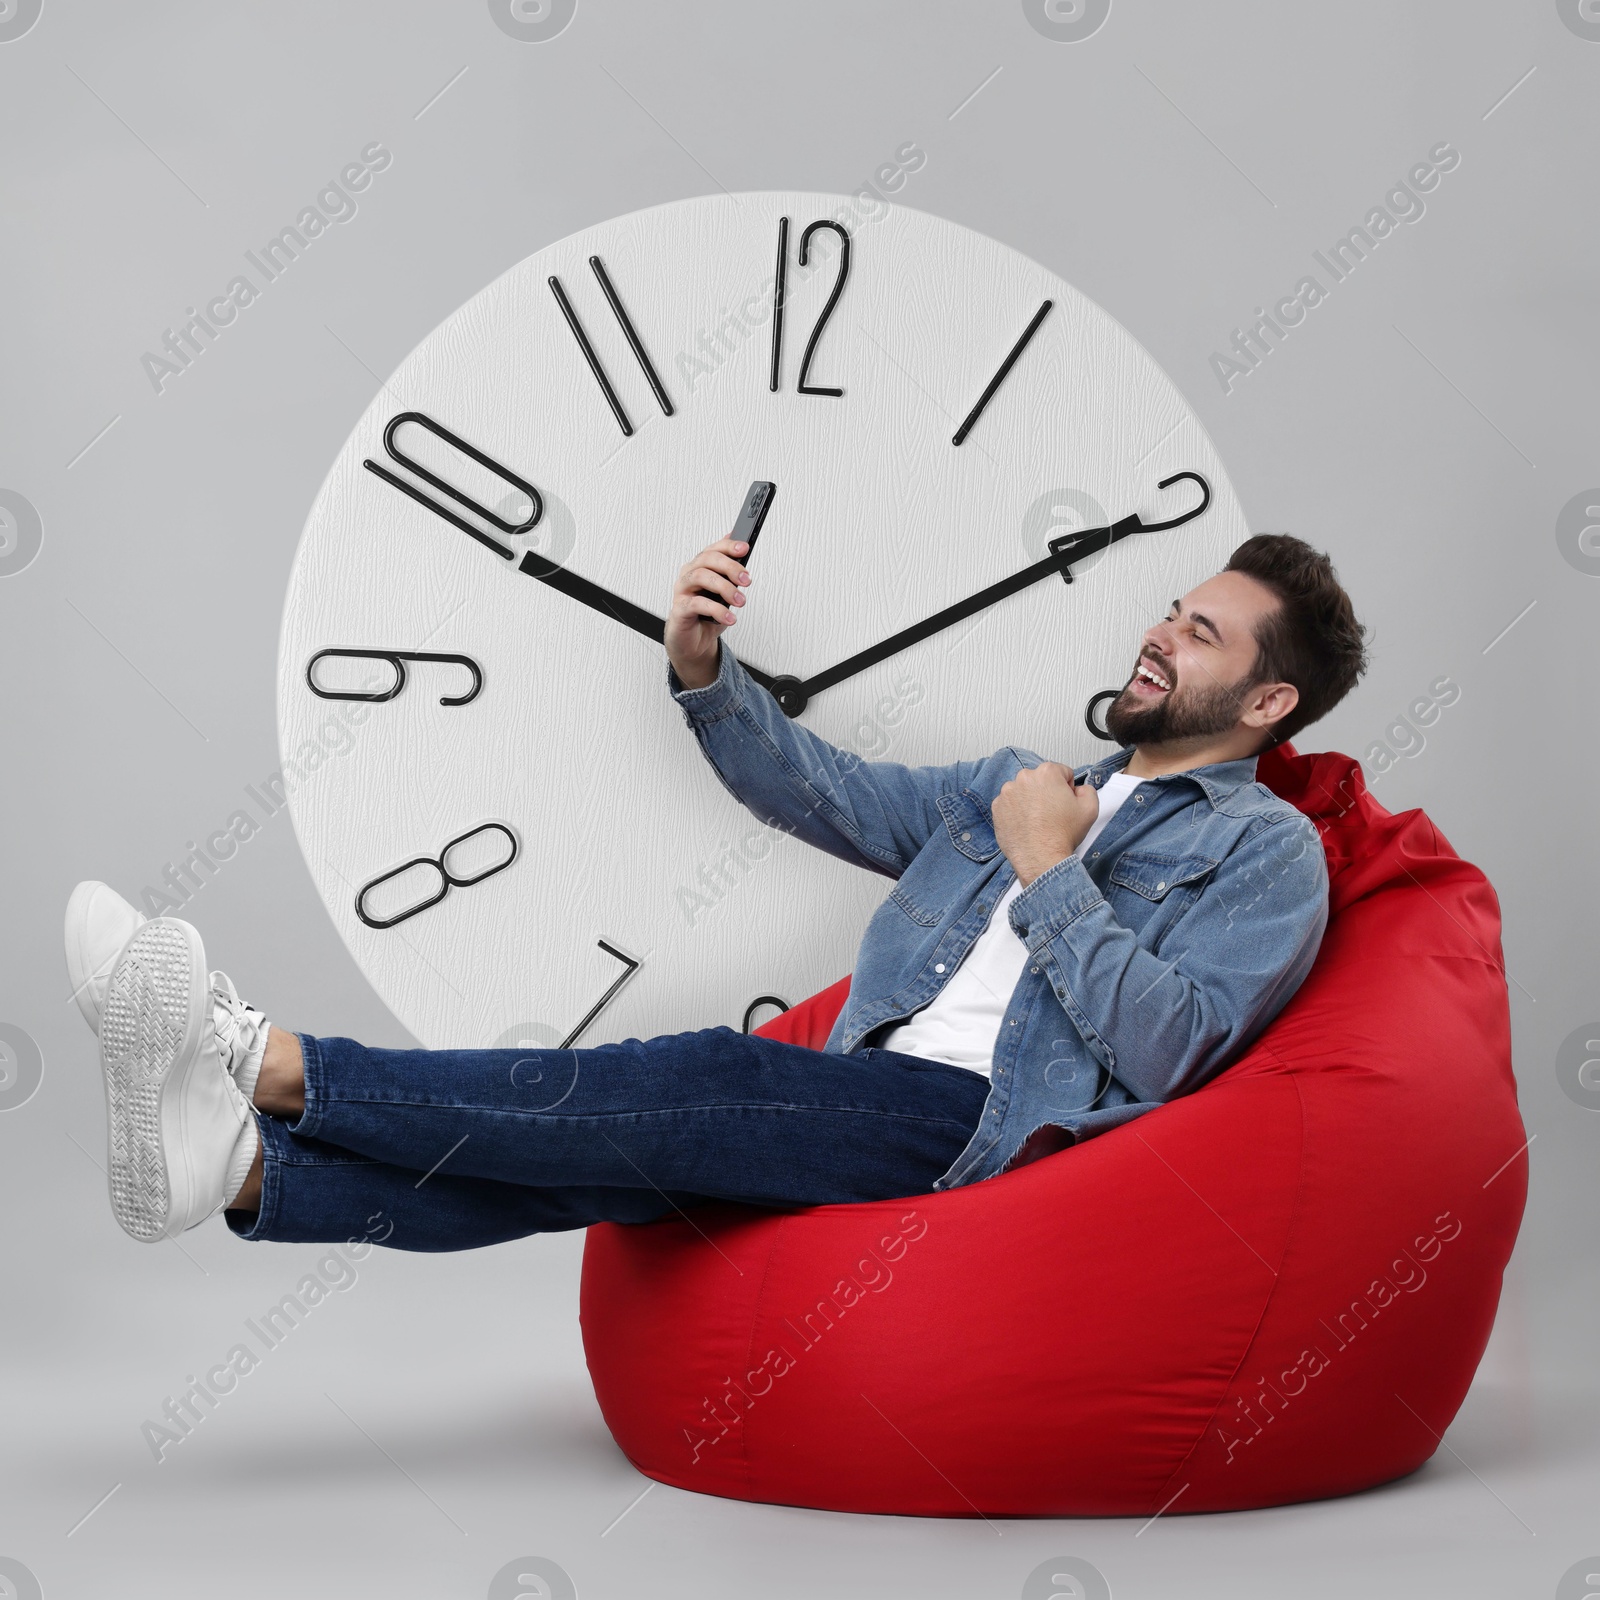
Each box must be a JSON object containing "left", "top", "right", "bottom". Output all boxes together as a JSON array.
[
  {"left": 66, "top": 880, "right": 270, "bottom": 1099},
  {"left": 64, "top": 880, "right": 146, "bottom": 1031},
  {"left": 98, "top": 918, "right": 260, "bottom": 1241},
  {"left": 210, "top": 970, "right": 270, "bottom": 1104}
]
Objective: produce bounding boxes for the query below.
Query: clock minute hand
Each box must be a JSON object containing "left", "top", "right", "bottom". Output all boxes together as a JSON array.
[{"left": 772, "top": 471, "right": 1210, "bottom": 718}]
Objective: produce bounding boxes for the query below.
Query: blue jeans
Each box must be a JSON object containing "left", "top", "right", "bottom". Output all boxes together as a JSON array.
[{"left": 225, "top": 1026, "right": 991, "bottom": 1252}]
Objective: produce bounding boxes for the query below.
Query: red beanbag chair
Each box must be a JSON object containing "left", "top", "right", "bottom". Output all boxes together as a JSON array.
[{"left": 578, "top": 746, "right": 1528, "bottom": 1515}]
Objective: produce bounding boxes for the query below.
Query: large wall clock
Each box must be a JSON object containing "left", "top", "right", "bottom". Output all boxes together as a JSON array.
[{"left": 277, "top": 191, "right": 1248, "bottom": 1053}]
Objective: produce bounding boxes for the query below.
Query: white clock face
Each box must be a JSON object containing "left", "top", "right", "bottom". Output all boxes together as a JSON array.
[{"left": 278, "top": 190, "right": 1248, "bottom": 1051}]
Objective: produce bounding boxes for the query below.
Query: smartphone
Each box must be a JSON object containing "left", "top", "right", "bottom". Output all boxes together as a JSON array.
[{"left": 698, "top": 480, "right": 776, "bottom": 610}]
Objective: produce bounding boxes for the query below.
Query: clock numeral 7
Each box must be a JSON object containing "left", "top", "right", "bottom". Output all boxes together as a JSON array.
[
  {"left": 769, "top": 216, "right": 852, "bottom": 397},
  {"left": 560, "top": 938, "right": 643, "bottom": 1048}
]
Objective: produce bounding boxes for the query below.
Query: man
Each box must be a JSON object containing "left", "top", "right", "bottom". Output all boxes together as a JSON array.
[{"left": 67, "top": 529, "right": 1367, "bottom": 1249}]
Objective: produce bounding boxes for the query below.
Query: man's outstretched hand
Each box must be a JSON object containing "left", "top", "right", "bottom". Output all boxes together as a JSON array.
[
  {"left": 991, "top": 763, "right": 1100, "bottom": 887},
  {"left": 665, "top": 536, "right": 753, "bottom": 691}
]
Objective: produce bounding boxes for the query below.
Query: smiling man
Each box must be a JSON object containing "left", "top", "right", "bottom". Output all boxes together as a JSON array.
[{"left": 66, "top": 530, "right": 1367, "bottom": 1251}]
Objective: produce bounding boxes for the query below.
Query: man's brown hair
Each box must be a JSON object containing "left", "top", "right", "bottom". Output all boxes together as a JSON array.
[{"left": 1223, "top": 534, "right": 1369, "bottom": 748}]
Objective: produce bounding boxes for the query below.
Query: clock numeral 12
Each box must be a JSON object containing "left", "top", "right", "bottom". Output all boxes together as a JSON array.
[{"left": 769, "top": 216, "right": 852, "bottom": 397}]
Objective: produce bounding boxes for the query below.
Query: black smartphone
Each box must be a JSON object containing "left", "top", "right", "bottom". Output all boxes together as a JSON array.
[{"left": 698, "top": 480, "right": 775, "bottom": 609}]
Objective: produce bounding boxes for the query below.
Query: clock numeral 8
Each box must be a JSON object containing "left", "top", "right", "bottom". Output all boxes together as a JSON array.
[{"left": 355, "top": 822, "right": 520, "bottom": 930}]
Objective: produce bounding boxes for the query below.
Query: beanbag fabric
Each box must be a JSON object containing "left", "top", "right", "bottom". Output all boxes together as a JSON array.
[{"left": 578, "top": 746, "right": 1528, "bottom": 1515}]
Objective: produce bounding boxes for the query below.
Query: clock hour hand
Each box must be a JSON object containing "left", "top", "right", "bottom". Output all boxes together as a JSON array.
[
  {"left": 768, "top": 472, "right": 1210, "bottom": 718},
  {"left": 509, "top": 552, "right": 784, "bottom": 692},
  {"left": 361, "top": 426, "right": 785, "bottom": 692}
]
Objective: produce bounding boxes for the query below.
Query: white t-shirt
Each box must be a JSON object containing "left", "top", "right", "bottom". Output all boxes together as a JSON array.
[{"left": 878, "top": 771, "right": 1143, "bottom": 1078}]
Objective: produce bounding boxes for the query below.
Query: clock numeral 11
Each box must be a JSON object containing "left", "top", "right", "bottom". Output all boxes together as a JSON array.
[{"left": 549, "top": 256, "right": 674, "bottom": 439}]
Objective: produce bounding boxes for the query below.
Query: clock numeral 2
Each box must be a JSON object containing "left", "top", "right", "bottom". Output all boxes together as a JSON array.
[
  {"left": 549, "top": 256, "right": 674, "bottom": 439},
  {"left": 769, "top": 216, "right": 852, "bottom": 397}
]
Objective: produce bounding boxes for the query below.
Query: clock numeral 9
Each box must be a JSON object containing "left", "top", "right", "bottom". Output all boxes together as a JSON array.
[{"left": 769, "top": 216, "right": 852, "bottom": 398}]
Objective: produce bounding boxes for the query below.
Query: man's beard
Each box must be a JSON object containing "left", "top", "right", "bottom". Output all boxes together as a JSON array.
[{"left": 1103, "top": 664, "right": 1257, "bottom": 747}]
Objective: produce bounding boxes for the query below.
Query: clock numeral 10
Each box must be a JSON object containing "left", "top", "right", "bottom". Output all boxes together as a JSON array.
[
  {"left": 769, "top": 216, "right": 852, "bottom": 397},
  {"left": 363, "top": 410, "right": 541, "bottom": 562}
]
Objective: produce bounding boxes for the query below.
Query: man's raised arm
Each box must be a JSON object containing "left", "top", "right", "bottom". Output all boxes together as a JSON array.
[{"left": 664, "top": 536, "right": 986, "bottom": 880}]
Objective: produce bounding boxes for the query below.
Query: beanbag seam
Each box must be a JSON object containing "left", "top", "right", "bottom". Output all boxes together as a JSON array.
[
  {"left": 735, "top": 1216, "right": 789, "bottom": 1492},
  {"left": 1154, "top": 1067, "right": 1310, "bottom": 1509}
]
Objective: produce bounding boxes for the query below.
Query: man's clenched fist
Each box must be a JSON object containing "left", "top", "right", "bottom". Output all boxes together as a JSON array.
[{"left": 990, "top": 762, "right": 1100, "bottom": 887}]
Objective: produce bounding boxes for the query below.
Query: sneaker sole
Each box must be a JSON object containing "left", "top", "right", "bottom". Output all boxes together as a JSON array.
[{"left": 99, "top": 920, "right": 206, "bottom": 1242}]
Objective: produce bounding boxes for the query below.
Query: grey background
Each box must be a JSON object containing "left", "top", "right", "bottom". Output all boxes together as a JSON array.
[{"left": 1, "top": 2, "right": 1595, "bottom": 1596}]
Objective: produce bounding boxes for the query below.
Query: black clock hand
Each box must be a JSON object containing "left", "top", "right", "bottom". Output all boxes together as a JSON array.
[
  {"left": 513, "top": 551, "right": 783, "bottom": 693},
  {"left": 766, "top": 472, "right": 1209, "bottom": 717},
  {"left": 362, "top": 443, "right": 784, "bottom": 692}
]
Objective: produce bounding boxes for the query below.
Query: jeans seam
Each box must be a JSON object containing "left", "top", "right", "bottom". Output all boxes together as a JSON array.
[
  {"left": 229, "top": 1112, "right": 280, "bottom": 1239},
  {"left": 291, "top": 1031, "right": 329, "bottom": 1141},
  {"left": 312, "top": 1097, "right": 978, "bottom": 1127}
]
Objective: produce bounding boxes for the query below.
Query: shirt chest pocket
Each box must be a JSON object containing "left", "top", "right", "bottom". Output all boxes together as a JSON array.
[
  {"left": 1106, "top": 849, "right": 1218, "bottom": 943},
  {"left": 886, "top": 791, "right": 998, "bottom": 927},
  {"left": 937, "top": 790, "right": 1000, "bottom": 862}
]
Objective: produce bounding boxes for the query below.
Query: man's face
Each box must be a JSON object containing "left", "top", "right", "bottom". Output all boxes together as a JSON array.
[{"left": 1104, "top": 571, "right": 1282, "bottom": 748}]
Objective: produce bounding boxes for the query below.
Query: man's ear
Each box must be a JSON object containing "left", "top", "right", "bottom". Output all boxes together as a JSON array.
[{"left": 1242, "top": 679, "right": 1298, "bottom": 744}]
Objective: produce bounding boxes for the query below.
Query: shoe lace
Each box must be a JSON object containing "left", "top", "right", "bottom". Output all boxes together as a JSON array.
[{"left": 210, "top": 969, "right": 265, "bottom": 1073}]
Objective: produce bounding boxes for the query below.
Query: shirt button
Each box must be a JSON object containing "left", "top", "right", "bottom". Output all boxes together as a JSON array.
[
  {"left": 1009, "top": 1019, "right": 1017, "bottom": 1026},
  {"left": 1030, "top": 966, "right": 1039, "bottom": 974},
  {"left": 935, "top": 963, "right": 946, "bottom": 973},
  {"left": 1090, "top": 851, "right": 1100, "bottom": 859},
  {"left": 1156, "top": 881, "right": 1166, "bottom": 891},
  {"left": 961, "top": 831, "right": 971, "bottom": 841},
  {"left": 976, "top": 903, "right": 986, "bottom": 913},
  {"left": 1135, "top": 795, "right": 1144, "bottom": 804}
]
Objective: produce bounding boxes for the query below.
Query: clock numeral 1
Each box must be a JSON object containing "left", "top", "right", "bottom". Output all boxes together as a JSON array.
[
  {"left": 550, "top": 258, "right": 674, "bottom": 439},
  {"left": 768, "top": 216, "right": 852, "bottom": 397},
  {"left": 951, "top": 298, "right": 1053, "bottom": 447},
  {"left": 561, "top": 938, "right": 643, "bottom": 1048}
]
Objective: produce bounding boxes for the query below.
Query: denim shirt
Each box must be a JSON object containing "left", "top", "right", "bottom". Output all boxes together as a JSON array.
[{"left": 667, "top": 640, "right": 1329, "bottom": 1190}]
